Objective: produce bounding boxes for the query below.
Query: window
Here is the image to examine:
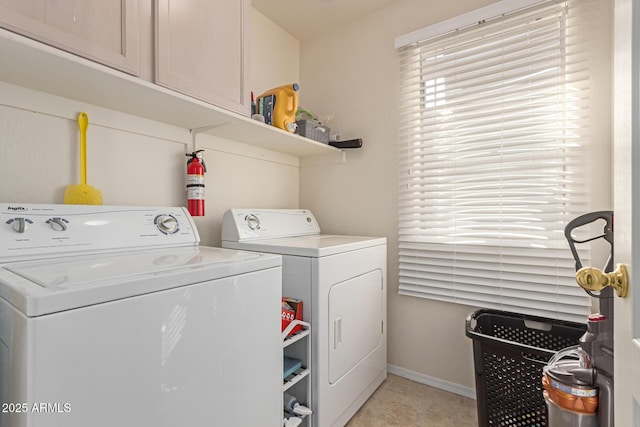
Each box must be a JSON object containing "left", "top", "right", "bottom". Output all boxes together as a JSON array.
[{"left": 395, "top": 0, "right": 594, "bottom": 322}]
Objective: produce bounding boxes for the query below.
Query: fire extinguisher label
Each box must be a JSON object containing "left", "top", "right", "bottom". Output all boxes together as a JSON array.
[
  {"left": 187, "top": 174, "right": 204, "bottom": 200},
  {"left": 187, "top": 187, "right": 205, "bottom": 200},
  {"left": 187, "top": 174, "right": 204, "bottom": 186}
]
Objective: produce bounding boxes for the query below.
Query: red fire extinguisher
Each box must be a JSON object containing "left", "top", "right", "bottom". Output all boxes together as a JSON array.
[{"left": 186, "top": 150, "right": 206, "bottom": 216}]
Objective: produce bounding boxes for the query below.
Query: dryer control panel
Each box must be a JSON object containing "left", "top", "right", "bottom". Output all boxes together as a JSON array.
[
  {"left": 0, "top": 203, "right": 199, "bottom": 262},
  {"left": 221, "top": 209, "right": 321, "bottom": 241}
]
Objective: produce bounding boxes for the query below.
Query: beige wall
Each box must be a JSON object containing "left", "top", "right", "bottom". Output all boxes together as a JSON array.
[
  {"left": 0, "top": 8, "right": 302, "bottom": 248},
  {"left": 251, "top": 9, "right": 301, "bottom": 97},
  {"left": 299, "top": 0, "right": 612, "bottom": 391}
]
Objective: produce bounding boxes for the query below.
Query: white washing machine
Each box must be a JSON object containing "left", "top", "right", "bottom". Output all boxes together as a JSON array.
[
  {"left": 0, "top": 203, "right": 282, "bottom": 427},
  {"left": 222, "top": 209, "right": 387, "bottom": 427}
]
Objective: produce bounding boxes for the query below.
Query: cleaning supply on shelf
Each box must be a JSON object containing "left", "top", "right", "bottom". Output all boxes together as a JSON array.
[
  {"left": 283, "top": 356, "right": 302, "bottom": 379},
  {"left": 283, "top": 415, "right": 303, "bottom": 427},
  {"left": 295, "top": 107, "right": 331, "bottom": 143},
  {"left": 250, "top": 91, "right": 256, "bottom": 116},
  {"left": 282, "top": 297, "right": 303, "bottom": 336},
  {"left": 284, "top": 392, "right": 313, "bottom": 417},
  {"left": 256, "top": 83, "right": 299, "bottom": 133}
]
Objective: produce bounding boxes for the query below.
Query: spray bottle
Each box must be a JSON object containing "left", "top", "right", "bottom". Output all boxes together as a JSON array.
[{"left": 283, "top": 392, "right": 312, "bottom": 417}]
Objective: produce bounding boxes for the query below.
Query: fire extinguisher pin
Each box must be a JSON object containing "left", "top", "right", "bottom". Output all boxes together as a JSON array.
[{"left": 186, "top": 150, "right": 206, "bottom": 172}]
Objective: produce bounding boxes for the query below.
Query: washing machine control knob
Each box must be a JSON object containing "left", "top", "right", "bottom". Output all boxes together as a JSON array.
[
  {"left": 9, "top": 217, "right": 31, "bottom": 233},
  {"left": 245, "top": 214, "right": 260, "bottom": 230},
  {"left": 47, "top": 217, "right": 68, "bottom": 231},
  {"left": 156, "top": 215, "right": 179, "bottom": 234}
]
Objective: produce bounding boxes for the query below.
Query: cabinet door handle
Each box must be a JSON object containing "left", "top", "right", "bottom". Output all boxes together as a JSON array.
[{"left": 334, "top": 317, "right": 342, "bottom": 349}]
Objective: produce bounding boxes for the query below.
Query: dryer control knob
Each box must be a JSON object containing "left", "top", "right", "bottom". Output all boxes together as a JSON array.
[
  {"left": 245, "top": 214, "right": 260, "bottom": 230},
  {"left": 156, "top": 215, "right": 179, "bottom": 234}
]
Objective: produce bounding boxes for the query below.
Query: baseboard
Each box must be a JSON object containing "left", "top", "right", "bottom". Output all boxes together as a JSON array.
[{"left": 387, "top": 364, "right": 477, "bottom": 400}]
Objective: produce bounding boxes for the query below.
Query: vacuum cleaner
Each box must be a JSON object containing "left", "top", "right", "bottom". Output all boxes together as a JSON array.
[{"left": 543, "top": 211, "right": 615, "bottom": 426}]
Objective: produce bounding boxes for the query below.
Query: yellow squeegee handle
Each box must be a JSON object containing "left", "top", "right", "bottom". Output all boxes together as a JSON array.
[{"left": 78, "top": 112, "right": 88, "bottom": 186}]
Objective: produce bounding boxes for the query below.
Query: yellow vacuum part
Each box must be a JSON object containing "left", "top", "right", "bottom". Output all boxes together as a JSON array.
[{"left": 64, "top": 112, "right": 103, "bottom": 205}]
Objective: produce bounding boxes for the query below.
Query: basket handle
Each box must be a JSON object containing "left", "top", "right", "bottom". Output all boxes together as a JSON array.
[
  {"left": 465, "top": 309, "right": 481, "bottom": 335},
  {"left": 465, "top": 309, "right": 561, "bottom": 357}
]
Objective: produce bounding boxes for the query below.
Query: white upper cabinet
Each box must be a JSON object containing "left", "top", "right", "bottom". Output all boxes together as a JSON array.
[
  {"left": 0, "top": 0, "right": 140, "bottom": 75},
  {"left": 155, "top": 0, "right": 250, "bottom": 116},
  {"left": 0, "top": 1, "right": 340, "bottom": 158}
]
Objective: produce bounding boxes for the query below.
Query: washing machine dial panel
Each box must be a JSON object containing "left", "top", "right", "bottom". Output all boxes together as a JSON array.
[{"left": 0, "top": 204, "right": 198, "bottom": 261}]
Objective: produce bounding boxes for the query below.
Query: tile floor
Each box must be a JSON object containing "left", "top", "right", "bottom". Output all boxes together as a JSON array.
[{"left": 345, "top": 374, "right": 478, "bottom": 427}]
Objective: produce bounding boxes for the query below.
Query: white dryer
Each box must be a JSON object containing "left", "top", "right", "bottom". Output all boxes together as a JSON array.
[
  {"left": 0, "top": 203, "right": 282, "bottom": 427},
  {"left": 222, "top": 209, "right": 387, "bottom": 427}
]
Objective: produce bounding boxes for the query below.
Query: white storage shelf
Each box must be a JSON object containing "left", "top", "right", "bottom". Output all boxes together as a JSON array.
[
  {"left": 282, "top": 320, "right": 312, "bottom": 426},
  {"left": 0, "top": 28, "right": 340, "bottom": 158},
  {"left": 282, "top": 320, "right": 311, "bottom": 393},
  {"left": 283, "top": 366, "right": 311, "bottom": 393}
]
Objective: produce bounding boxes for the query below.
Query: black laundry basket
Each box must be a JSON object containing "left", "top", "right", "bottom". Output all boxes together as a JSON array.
[{"left": 465, "top": 309, "right": 587, "bottom": 427}]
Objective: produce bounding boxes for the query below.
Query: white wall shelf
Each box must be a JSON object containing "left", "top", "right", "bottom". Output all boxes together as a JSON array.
[{"left": 0, "top": 28, "right": 340, "bottom": 158}]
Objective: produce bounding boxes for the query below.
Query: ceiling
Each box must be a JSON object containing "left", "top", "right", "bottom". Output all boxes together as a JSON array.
[{"left": 251, "top": 0, "right": 406, "bottom": 41}]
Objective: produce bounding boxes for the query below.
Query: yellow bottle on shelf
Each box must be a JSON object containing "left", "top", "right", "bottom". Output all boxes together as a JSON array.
[{"left": 256, "top": 83, "right": 299, "bottom": 133}]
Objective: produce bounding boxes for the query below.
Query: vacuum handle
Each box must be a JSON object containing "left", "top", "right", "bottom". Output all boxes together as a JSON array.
[{"left": 564, "top": 211, "right": 613, "bottom": 271}]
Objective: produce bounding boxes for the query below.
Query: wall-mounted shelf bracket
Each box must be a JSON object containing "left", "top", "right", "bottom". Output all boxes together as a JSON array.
[{"left": 190, "top": 124, "right": 227, "bottom": 152}]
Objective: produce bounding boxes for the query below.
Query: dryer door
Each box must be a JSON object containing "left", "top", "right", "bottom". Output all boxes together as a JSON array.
[{"left": 328, "top": 269, "right": 384, "bottom": 383}]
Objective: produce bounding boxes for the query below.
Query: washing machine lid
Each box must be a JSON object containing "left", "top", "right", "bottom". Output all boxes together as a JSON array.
[
  {"left": 223, "top": 234, "right": 386, "bottom": 257},
  {"left": 0, "top": 246, "right": 281, "bottom": 317}
]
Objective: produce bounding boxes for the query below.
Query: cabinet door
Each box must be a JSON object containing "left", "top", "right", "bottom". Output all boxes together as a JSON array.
[
  {"left": 155, "top": 0, "right": 249, "bottom": 116},
  {"left": 0, "top": 0, "right": 140, "bottom": 75}
]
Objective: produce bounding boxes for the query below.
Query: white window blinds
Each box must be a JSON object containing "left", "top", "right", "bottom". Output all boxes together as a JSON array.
[{"left": 396, "top": 0, "right": 593, "bottom": 323}]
